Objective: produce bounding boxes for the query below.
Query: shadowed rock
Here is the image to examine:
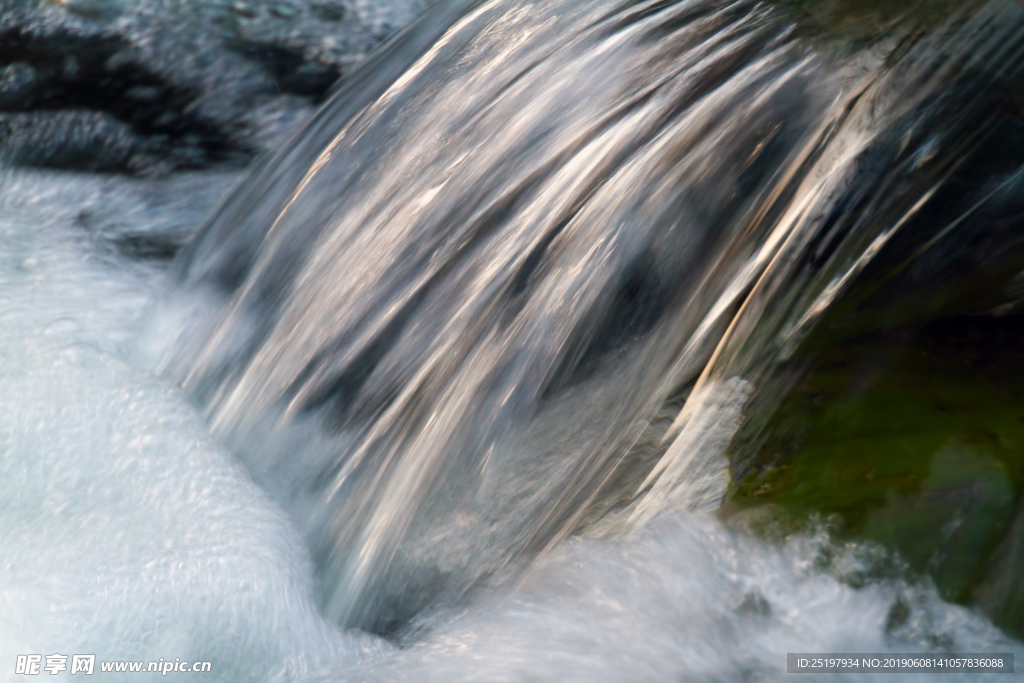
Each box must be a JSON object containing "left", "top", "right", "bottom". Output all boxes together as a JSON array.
[{"left": 0, "top": 0, "right": 432, "bottom": 173}]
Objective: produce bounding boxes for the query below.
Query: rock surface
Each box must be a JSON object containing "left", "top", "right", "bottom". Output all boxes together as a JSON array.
[{"left": 0, "top": 0, "right": 432, "bottom": 173}]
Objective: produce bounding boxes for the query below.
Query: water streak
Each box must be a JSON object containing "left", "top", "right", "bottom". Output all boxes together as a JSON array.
[{"left": 154, "top": 0, "right": 1024, "bottom": 632}]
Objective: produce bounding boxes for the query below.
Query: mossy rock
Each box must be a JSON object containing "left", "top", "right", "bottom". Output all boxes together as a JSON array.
[{"left": 727, "top": 314, "right": 1024, "bottom": 635}]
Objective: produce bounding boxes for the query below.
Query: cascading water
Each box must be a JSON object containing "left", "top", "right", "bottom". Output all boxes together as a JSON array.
[
  {"left": 154, "top": 0, "right": 1024, "bottom": 635},
  {"left": 156, "top": 0, "right": 845, "bottom": 631},
  {"left": 4, "top": 0, "right": 1024, "bottom": 680}
]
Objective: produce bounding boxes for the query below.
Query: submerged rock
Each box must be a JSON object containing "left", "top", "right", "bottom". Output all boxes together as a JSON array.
[
  {"left": 729, "top": 313, "right": 1024, "bottom": 637},
  {"left": 721, "top": 17, "right": 1024, "bottom": 635}
]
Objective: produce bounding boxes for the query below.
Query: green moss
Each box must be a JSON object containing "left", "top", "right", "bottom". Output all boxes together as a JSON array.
[{"left": 727, "top": 315, "right": 1024, "bottom": 630}]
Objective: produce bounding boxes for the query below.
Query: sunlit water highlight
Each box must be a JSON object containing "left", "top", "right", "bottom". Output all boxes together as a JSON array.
[
  {"left": 156, "top": 0, "right": 1024, "bottom": 638},
  {"left": 3, "top": 0, "right": 1024, "bottom": 680},
  {"left": 1, "top": 169, "right": 1018, "bottom": 681}
]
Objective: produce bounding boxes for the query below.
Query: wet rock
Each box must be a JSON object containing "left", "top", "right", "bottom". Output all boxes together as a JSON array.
[
  {"left": 724, "top": 36, "right": 1024, "bottom": 634},
  {"left": 310, "top": 1, "right": 346, "bottom": 22},
  {"left": 728, "top": 313, "right": 1024, "bottom": 637},
  {"left": 0, "top": 0, "right": 433, "bottom": 173},
  {"left": 0, "top": 62, "right": 38, "bottom": 106},
  {"left": 737, "top": 590, "right": 772, "bottom": 617},
  {"left": 54, "top": 0, "right": 127, "bottom": 20},
  {"left": 0, "top": 110, "right": 141, "bottom": 171}
]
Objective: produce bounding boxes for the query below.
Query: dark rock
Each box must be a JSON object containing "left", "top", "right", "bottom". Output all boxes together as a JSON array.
[
  {"left": 0, "top": 62, "right": 37, "bottom": 106},
  {"left": 0, "top": 0, "right": 432, "bottom": 173},
  {"left": 0, "top": 110, "right": 141, "bottom": 171},
  {"left": 112, "top": 232, "right": 187, "bottom": 260},
  {"left": 737, "top": 590, "right": 772, "bottom": 617},
  {"left": 728, "top": 313, "right": 1024, "bottom": 636},
  {"left": 310, "top": 1, "right": 346, "bottom": 22}
]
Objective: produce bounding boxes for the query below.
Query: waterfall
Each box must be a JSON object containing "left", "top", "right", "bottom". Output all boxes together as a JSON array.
[{"left": 149, "top": 0, "right": 1024, "bottom": 637}]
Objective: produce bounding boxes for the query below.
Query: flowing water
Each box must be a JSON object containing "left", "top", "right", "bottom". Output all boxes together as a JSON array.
[{"left": 4, "top": 0, "right": 1024, "bottom": 680}]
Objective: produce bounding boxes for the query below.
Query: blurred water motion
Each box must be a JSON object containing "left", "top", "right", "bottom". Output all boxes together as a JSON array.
[{"left": 152, "top": 0, "right": 1024, "bottom": 638}]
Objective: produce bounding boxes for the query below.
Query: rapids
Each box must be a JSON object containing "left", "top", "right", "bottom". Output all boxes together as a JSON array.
[{"left": 3, "top": 0, "right": 1024, "bottom": 680}]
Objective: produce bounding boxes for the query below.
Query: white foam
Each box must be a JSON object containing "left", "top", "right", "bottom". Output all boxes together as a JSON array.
[
  {"left": 0, "top": 169, "right": 387, "bottom": 682},
  {"left": 0, "top": 168, "right": 1019, "bottom": 683},
  {"left": 356, "top": 513, "right": 1022, "bottom": 682}
]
